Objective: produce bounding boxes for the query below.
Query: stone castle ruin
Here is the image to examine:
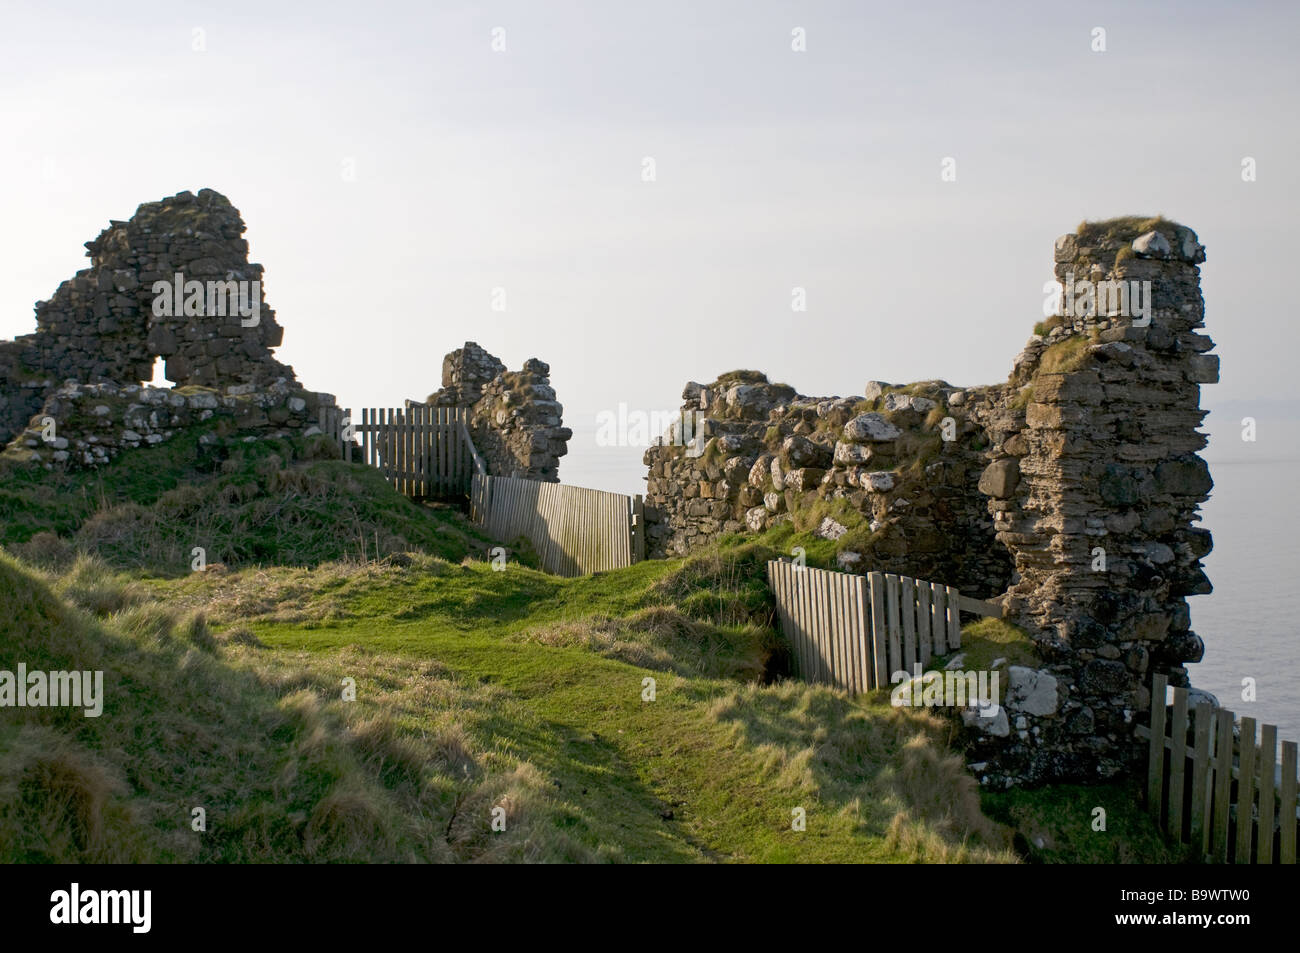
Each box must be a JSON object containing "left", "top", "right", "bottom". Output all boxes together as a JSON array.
[
  {"left": 642, "top": 218, "right": 1215, "bottom": 785},
  {"left": 0, "top": 189, "right": 292, "bottom": 447},
  {"left": 0, "top": 190, "right": 569, "bottom": 476},
  {"left": 2, "top": 193, "right": 1216, "bottom": 788},
  {"left": 426, "top": 342, "right": 572, "bottom": 482}
]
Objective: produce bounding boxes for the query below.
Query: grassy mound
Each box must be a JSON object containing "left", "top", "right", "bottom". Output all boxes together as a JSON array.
[
  {"left": 0, "top": 451, "right": 1182, "bottom": 863},
  {"left": 0, "top": 428, "right": 485, "bottom": 574},
  {"left": 2, "top": 543, "right": 1031, "bottom": 862},
  {"left": 0, "top": 550, "right": 613, "bottom": 862}
]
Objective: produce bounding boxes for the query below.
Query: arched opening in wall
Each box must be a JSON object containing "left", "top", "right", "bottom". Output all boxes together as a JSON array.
[{"left": 147, "top": 355, "right": 169, "bottom": 388}]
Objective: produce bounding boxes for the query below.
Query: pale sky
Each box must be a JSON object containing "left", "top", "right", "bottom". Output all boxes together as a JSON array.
[{"left": 3, "top": 0, "right": 1297, "bottom": 494}]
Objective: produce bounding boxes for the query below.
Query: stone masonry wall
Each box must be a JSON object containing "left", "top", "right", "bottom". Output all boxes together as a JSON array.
[
  {"left": 0, "top": 189, "right": 292, "bottom": 446},
  {"left": 427, "top": 342, "right": 571, "bottom": 481},
  {"left": 2, "top": 193, "right": 568, "bottom": 487},
  {"left": 4, "top": 380, "right": 338, "bottom": 470},
  {"left": 642, "top": 373, "right": 1013, "bottom": 599}
]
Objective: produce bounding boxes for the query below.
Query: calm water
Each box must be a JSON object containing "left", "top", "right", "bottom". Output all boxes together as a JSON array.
[
  {"left": 561, "top": 409, "right": 1300, "bottom": 741},
  {"left": 1191, "top": 460, "right": 1300, "bottom": 741}
]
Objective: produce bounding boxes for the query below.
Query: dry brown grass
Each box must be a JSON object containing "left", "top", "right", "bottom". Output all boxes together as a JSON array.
[
  {"left": 52, "top": 554, "right": 147, "bottom": 616},
  {"left": 706, "top": 682, "right": 1017, "bottom": 863},
  {"left": 515, "top": 605, "right": 771, "bottom": 681},
  {"left": 156, "top": 553, "right": 457, "bottom": 627},
  {"left": 220, "top": 643, "right": 606, "bottom": 863},
  {"left": 303, "top": 786, "right": 393, "bottom": 861}
]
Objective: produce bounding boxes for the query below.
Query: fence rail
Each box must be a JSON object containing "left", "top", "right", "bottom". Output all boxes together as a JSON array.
[
  {"left": 1139, "top": 672, "right": 1298, "bottom": 864},
  {"left": 472, "top": 474, "right": 643, "bottom": 577},
  {"left": 765, "top": 560, "right": 1000, "bottom": 693}
]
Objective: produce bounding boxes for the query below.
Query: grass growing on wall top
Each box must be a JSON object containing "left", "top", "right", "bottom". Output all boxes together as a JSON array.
[
  {"left": 1036, "top": 331, "right": 1100, "bottom": 376},
  {"left": 1074, "top": 215, "right": 1180, "bottom": 247},
  {"left": 957, "top": 617, "right": 1040, "bottom": 671}
]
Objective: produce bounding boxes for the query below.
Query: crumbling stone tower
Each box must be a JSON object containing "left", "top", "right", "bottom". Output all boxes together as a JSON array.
[{"left": 970, "top": 218, "right": 1216, "bottom": 780}]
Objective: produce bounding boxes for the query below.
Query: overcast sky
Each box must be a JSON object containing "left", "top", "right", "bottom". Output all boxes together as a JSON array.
[{"left": 2, "top": 0, "right": 1296, "bottom": 493}]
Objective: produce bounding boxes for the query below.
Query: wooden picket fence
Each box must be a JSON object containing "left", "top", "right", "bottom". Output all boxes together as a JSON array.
[
  {"left": 350, "top": 404, "right": 475, "bottom": 498},
  {"left": 1139, "top": 672, "right": 1298, "bottom": 864},
  {"left": 765, "top": 560, "right": 1000, "bottom": 693},
  {"left": 328, "top": 400, "right": 643, "bottom": 578},
  {"left": 471, "top": 474, "right": 645, "bottom": 577}
]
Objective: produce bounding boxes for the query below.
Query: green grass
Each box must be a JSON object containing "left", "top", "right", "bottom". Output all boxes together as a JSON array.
[
  {"left": 955, "top": 617, "right": 1040, "bottom": 672},
  {"left": 1032, "top": 316, "right": 1065, "bottom": 337},
  {"left": 189, "top": 552, "right": 1015, "bottom": 862},
  {"left": 0, "top": 440, "right": 1184, "bottom": 864},
  {"left": 981, "top": 780, "right": 1194, "bottom": 863},
  {"left": 713, "top": 369, "right": 769, "bottom": 386},
  {"left": 1074, "top": 215, "right": 1183, "bottom": 269},
  {"left": 0, "top": 428, "right": 485, "bottom": 574},
  {"left": 0, "top": 547, "right": 1022, "bottom": 863}
]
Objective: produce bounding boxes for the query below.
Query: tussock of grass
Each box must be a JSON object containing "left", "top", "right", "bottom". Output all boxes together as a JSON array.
[
  {"left": 713, "top": 369, "right": 769, "bottom": 386},
  {"left": 706, "top": 683, "right": 1016, "bottom": 862},
  {"left": 216, "top": 626, "right": 266, "bottom": 649},
  {"left": 0, "top": 728, "right": 135, "bottom": 863},
  {"left": 52, "top": 554, "right": 147, "bottom": 616},
  {"left": 1033, "top": 315, "right": 1065, "bottom": 337},
  {"left": 1037, "top": 333, "right": 1097, "bottom": 375},
  {"left": 652, "top": 541, "right": 775, "bottom": 613}
]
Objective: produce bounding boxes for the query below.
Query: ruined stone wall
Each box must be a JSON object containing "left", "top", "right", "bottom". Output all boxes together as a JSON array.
[
  {"left": 642, "top": 374, "right": 1013, "bottom": 599},
  {"left": 4, "top": 380, "right": 338, "bottom": 470},
  {"left": 0, "top": 189, "right": 293, "bottom": 446},
  {"left": 427, "top": 342, "right": 571, "bottom": 481},
  {"left": 642, "top": 219, "right": 1216, "bottom": 787}
]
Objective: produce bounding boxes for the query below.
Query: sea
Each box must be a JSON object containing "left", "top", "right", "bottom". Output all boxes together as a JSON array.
[{"left": 1192, "top": 408, "right": 1300, "bottom": 742}]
